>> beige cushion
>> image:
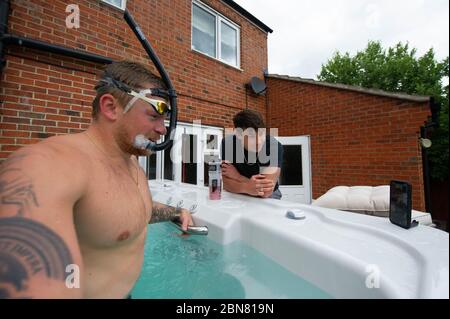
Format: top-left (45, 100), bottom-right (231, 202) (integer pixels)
top-left (312, 185), bottom-right (433, 225)
top-left (312, 186), bottom-right (390, 217)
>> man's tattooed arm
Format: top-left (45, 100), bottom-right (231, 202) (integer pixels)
top-left (0, 217), bottom-right (74, 298)
top-left (1, 152), bottom-right (79, 298)
top-left (149, 202), bottom-right (182, 224)
top-left (0, 154), bottom-right (39, 217)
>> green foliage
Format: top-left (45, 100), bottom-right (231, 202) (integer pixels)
top-left (428, 86), bottom-right (448, 181)
top-left (318, 41), bottom-right (449, 180)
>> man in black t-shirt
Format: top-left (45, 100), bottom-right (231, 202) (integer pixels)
top-left (220, 109), bottom-right (283, 199)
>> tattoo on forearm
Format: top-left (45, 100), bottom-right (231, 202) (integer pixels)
top-left (150, 205), bottom-right (181, 224)
top-left (0, 155), bottom-right (39, 217)
top-left (0, 217), bottom-right (73, 298)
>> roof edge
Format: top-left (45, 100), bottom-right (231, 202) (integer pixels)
top-left (221, 0), bottom-right (273, 33)
top-left (266, 74), bottom-right (431, 103)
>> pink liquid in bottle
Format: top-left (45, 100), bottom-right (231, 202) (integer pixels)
top-left (208, 161), bottom-right (222, 200)
top-left (209, 179), bottom-right (222, 200)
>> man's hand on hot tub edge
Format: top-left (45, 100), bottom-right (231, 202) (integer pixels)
top-left (178, 208), bottom-right (194, 231)
top-left (150, 202), bottom-right (194, 231)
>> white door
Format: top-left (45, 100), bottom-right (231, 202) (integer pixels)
top-left (142, 123), bottom-right (223, 187)
top-left (274, 136), bottom-right (312, 204)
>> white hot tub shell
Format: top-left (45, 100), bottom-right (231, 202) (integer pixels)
top-left (149, 180), bottom-right (449, 299)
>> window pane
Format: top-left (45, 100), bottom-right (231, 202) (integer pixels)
top-left (221, 22), bottom-right (237, 66)
top-left (163, 142), bottom-right (173, 181)
top-left (206, 134), bottom-right (218, 150)
top-left (192, 4), bottom-right (216, 58)
top-left (147, 155), bottom-right (157, 180)
top-left (103, 0), bottom-right (123, 8)
top-left (279, 145), bottom-right (303, 186)
top-left (182, 134), bottom-right (198, 185)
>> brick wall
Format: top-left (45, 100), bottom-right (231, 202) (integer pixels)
top-left (1, 0), bottom-right (431, 211)
top-left (1, 0), bottom-right (268, 159)
top-left (267, 77), bottom-right (431, 211)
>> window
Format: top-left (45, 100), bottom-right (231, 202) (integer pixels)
top-left (192, 4), bottom-right (216, 58)
top-left (192, 1), bottom-right (240, 68)
top-left (102, 0), bottom-right (127, 10)
top-left (163, 141), bottom-right (174, 181)
top-left (146, 154), bottom-right (157, 180)
top-left (181, 134), bottom-right (198, 185)
top-left (220, 21), bottom-right (238, 66)
top-left (206, 134), bottom-right (219, 150)
top-left (279, 145), bottom-right (303, 186)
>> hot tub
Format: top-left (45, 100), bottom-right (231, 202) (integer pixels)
top-left (142, 180), bottom-right (449, 299)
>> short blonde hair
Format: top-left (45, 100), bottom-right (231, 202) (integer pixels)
top-left (92, 61), bottom-right (166, 119)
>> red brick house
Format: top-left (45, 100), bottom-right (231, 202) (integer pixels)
top-left (0, 0), bottom-right (433, 211)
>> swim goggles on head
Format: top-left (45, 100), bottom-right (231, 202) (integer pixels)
top-left (95, 76), bottom-right (171, 116)
top-left (123, 88), bottom-right (171, 115)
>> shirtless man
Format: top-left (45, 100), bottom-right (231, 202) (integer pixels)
top-left (0, 61), bottom-right (193, 298)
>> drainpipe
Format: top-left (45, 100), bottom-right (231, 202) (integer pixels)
top-left (2, 34), bottom-right (114, 64)
top-left (421, 125), bottom-right (432, 215)
top-left (0, 0), bottom-right (10, 76)
top-left (421, 97), bottom-right (440, 215)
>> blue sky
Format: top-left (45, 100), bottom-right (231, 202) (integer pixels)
top-left (233, 0), bottom-right (449, 81)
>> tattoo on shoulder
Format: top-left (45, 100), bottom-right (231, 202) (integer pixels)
top-left (0, 217), bottom-right (73, 298)
top-left (0, 154), bottom-right (39, 217)
top-left (150, 205), bottom-right (181, 224)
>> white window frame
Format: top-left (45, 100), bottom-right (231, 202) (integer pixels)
top-left (101, 0), bottom-right (127, 11)
top-left (192, 0), bottom-right (241, 69)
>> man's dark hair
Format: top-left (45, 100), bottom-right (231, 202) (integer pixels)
top-left (92, 61), bottom-right (166, 119)
top-left (233, 109), bottom-right (266, 130)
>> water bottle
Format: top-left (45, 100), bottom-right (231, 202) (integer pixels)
top-left (208, 161), bottom-right (222, 200)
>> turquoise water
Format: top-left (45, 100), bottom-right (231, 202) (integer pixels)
top-left (131, 222), bottom-right (332, 299)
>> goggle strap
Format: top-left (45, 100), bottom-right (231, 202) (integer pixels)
top-left (123, 89), bottom-right (170, 115)
top-left (96, 75), bottom-right (132, 93)
top-left (124, 94), bottom-right (140, 113)
top-left (150, 88), bottom-right (169, 99)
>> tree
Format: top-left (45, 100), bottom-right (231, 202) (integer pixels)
top-left (318, 41), bottom-right (449, 181)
